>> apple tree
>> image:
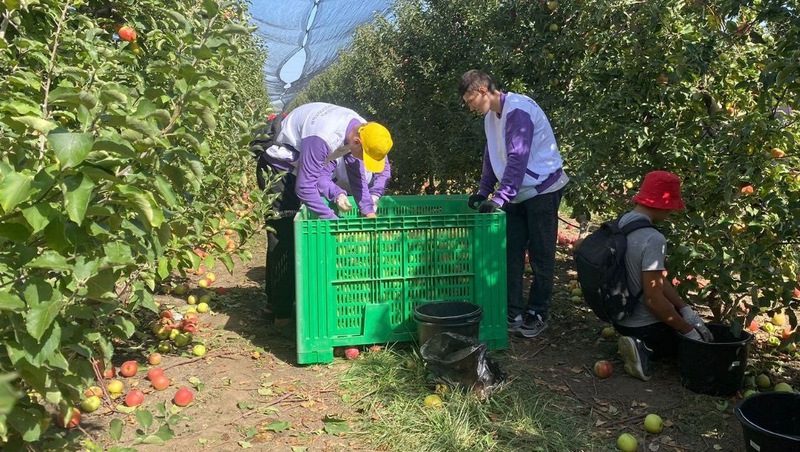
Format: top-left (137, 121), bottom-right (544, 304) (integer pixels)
top-left (0, 0), bottom-right (271, 446)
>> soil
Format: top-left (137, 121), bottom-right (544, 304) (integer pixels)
top-left (80, 222), bottom-right (799, 452)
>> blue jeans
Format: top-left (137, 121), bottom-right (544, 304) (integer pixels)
top-left (505, 189), bottom-right (563, 319)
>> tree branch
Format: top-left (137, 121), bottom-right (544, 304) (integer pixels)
top-left (39, 0), bottom-right (73, 157)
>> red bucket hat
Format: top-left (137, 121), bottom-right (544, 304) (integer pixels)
top-left (632, 171), bottom-right (685, 210)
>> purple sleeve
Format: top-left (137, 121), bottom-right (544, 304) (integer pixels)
top-left (296, 136), bottom-right (337, 219)
top-left (369, 157), bottom-right (391, 196)
top-left (492, 109), bottom-right (534, 206)
top-left (477, 145), bottom-right (497, 197)
top-left (317, 168), bottom-right (345, 201)
top-left (343, 154), bottom-right (374, 215)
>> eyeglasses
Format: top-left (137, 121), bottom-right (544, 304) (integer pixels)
top-left (461, 89), bottom-right (483, 109)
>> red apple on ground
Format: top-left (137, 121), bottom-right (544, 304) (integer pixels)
top-left (173, 387), bottom-right (194, 407)
top-left (344, 347), bottom-right (360, 360)
top-left (151, 375), bottom-right (171, 391)
top-left (119, 360), bottom-right (138, 378)
top-left (103, 366), bottom-right (116, 379)
top-left (124, 389), bottom-right (144, 407)
top-left (84, 386), bottom-right (103, 398)
top-left (147, 367), bottom-right (164, 381)
top-left (148, 353), bottom-right (162, 366)
top-left (593, 360), bottom-right (613, 379)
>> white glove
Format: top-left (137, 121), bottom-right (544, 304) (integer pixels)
top-left (680, 306), bottom-right (714, 342)
top-left (682, 329), bottom-right (703, 341)
top-left (371, 194), bottom-right (380, 207)
top-left (335, 194), bottom-right (352, 212)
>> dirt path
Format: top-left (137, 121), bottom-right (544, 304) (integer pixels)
top-left (85, 224), bottom-right (797, 451)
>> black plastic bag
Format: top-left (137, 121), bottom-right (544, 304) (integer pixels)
top-left (420, 332), bottom-right (506, 398)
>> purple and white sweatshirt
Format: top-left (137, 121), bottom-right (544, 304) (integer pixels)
top-left (478, 93), bottom-right (569, 206)
top-left (318, 155), bottom-right (392, 202)
top-left (264, 102), bottom-right (376, 219)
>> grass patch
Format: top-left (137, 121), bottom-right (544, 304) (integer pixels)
top-left (339, 347), bottom-right (599, 452)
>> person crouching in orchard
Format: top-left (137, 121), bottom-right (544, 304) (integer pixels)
top-left (615, 171), bottom-right (714, 381)
top-left (249, 102), bottom-right (393, 318)
top-left (459, 69), bottom-right (570, 338)
top-left (318, 154), bottom-right (392, 215)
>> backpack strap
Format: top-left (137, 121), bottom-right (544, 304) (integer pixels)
top-left (619, 218), bottom-right (655, 235)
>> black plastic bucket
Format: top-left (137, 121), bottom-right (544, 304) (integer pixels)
top-left (413, 301), bottom-right (482, 346)
top-left (735, 392), bottom-right (800, 452)
top-left (677, 323), bottom-right (752, 396)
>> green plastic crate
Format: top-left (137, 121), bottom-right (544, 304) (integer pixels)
top-left (294, 195), bottom-right (508, 364)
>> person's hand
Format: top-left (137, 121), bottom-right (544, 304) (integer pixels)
top-left (468, 194), bottom-right (486, 210)
top-left (681, 328), bottom-right (703, 341)
top-left (335, 194), bottom-right (352, 212)
top-left (478, 200), bottom-right (500, 213)
top-left (371, 194), bottom-right (380, 206)
top-left (364, 212), bottom-right (377, 219)
top-left (680, 306), bottom-right (714, 341)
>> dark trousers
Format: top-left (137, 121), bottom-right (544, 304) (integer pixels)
top-left (614, 322), bottom-right (680, 360)
top-left (265, 172), bottom-right (301, 318)
top-left (505, 189), bottom-right (563, 319)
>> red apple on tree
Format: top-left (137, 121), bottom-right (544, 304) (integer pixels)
top-left (118, 26), bottom-right (137, 42)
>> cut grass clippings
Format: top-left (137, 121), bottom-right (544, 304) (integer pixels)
top-left (339, 347), bottom-right (599, 452)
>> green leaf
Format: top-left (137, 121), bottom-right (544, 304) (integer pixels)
top-left (86, 269), bottom-right (117, 299)
top-left (0, 170), bottom-right (33, 212)
top-left (222, 24), bottom-right (251, 35)
top-left (103, 242), bottom-right (134, 266)
top-left (113, 316), bottom-right (136, 338)
top-left (26, 250), bottom-right (70, 270)
top-left (26, 294), bottom-right (65, 341)
top-left (12, 116), bottom-right (57, 133)
top-left (63, 173), bottom-right (96, 225)
top-left (154, 175), bottom-right (179, 207)
top-left (323, 417), bottom-right (350, 435)
top-left (48, 131), bottom-right (94, 169)
top-left (136, 409), bottom-right (153, 431)
top-left (22, 204), bottom-right (58, 233)
top-left (8, 406), bottom-right (45, 442)
top-left (0, 291), bottom-right (25, 312)
top-left (109, 418), bottom-right (124, 441)
top-left (265, 421), bottom-right (290, 432)
top-left (154, 423), bottom-right (174, 441)
top-left (0, 373), bottom-right (20, 416)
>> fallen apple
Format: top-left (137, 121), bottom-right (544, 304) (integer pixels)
top-left (601, 326), bottom-right (616, 339)
top-left (772, 312), bottom-right (787, 327)
top-left (146, 367), bottom-right (164, 381)
top-left (423, 394), bottom-right (443, 408)
top-left (107, 379), bottom-right (124, 395)
top-left (84, 386), bottom-right (103, 398)
top-left (196, 302), bottom-right (210, 313)
top-left (173, 284), bottom-right (188, 295)
top-left (80, 395), bottom-right (102, 413)
top-left (148, 353), bottom-right (162, 366)
top-left (151, 375), bottom-right (171, 391)
top-left (198, 279), bottom-right (210, 288)
top-left (594, 360), bottom-right (613, 379)
top-left (199, 294), bottom-right (212, 304)
top-left (174, 333), bottom-right (192, 347)
top-left (157, 341), bottom-right (172, 354)
top-left (756, 373), bottom-right (771, 389)
top-left (102, 366), bottom-right (116, 379)
top-left (616, 433), bottom-right (637, 452)
top-left (643, 413), bottom-right (663, 434)
top-left (124, 389), bottom-right (144, 407)
top-left (205, 272), bottom-right (216, 283)
top-left (187, 295), bottom-right (197, 305)
top-left (742, 389), bottom-right (757, 399)
top-left (344, 347), bottom-right (360, 360)
top-left (774, 382), bottom-right (794, 393)
top-left (192, 344), bottom-right (207, 357)
top-left (173, 387), bottom-right (194, 407)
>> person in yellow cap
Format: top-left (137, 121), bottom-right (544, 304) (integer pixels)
top-left (249, 102), bottom-right (392, 318)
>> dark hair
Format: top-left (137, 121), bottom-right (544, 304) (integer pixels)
top-left (458, 69), bottom-right (498, 97)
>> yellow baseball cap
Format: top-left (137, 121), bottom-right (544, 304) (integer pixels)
top-left (358, 122), bottom-right (393, 173)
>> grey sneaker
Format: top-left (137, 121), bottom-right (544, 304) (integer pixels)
top-left (507, 314), bottom-right (523, 333)
top-left (618, 336), bottom-right (652, 381)
top-left (517, 312), bottom-right (547, 338)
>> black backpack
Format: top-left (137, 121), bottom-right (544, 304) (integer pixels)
top-left (573, 217), bottom-right (655, 323)
top-left (249, 114), bottom-right (284, 190)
